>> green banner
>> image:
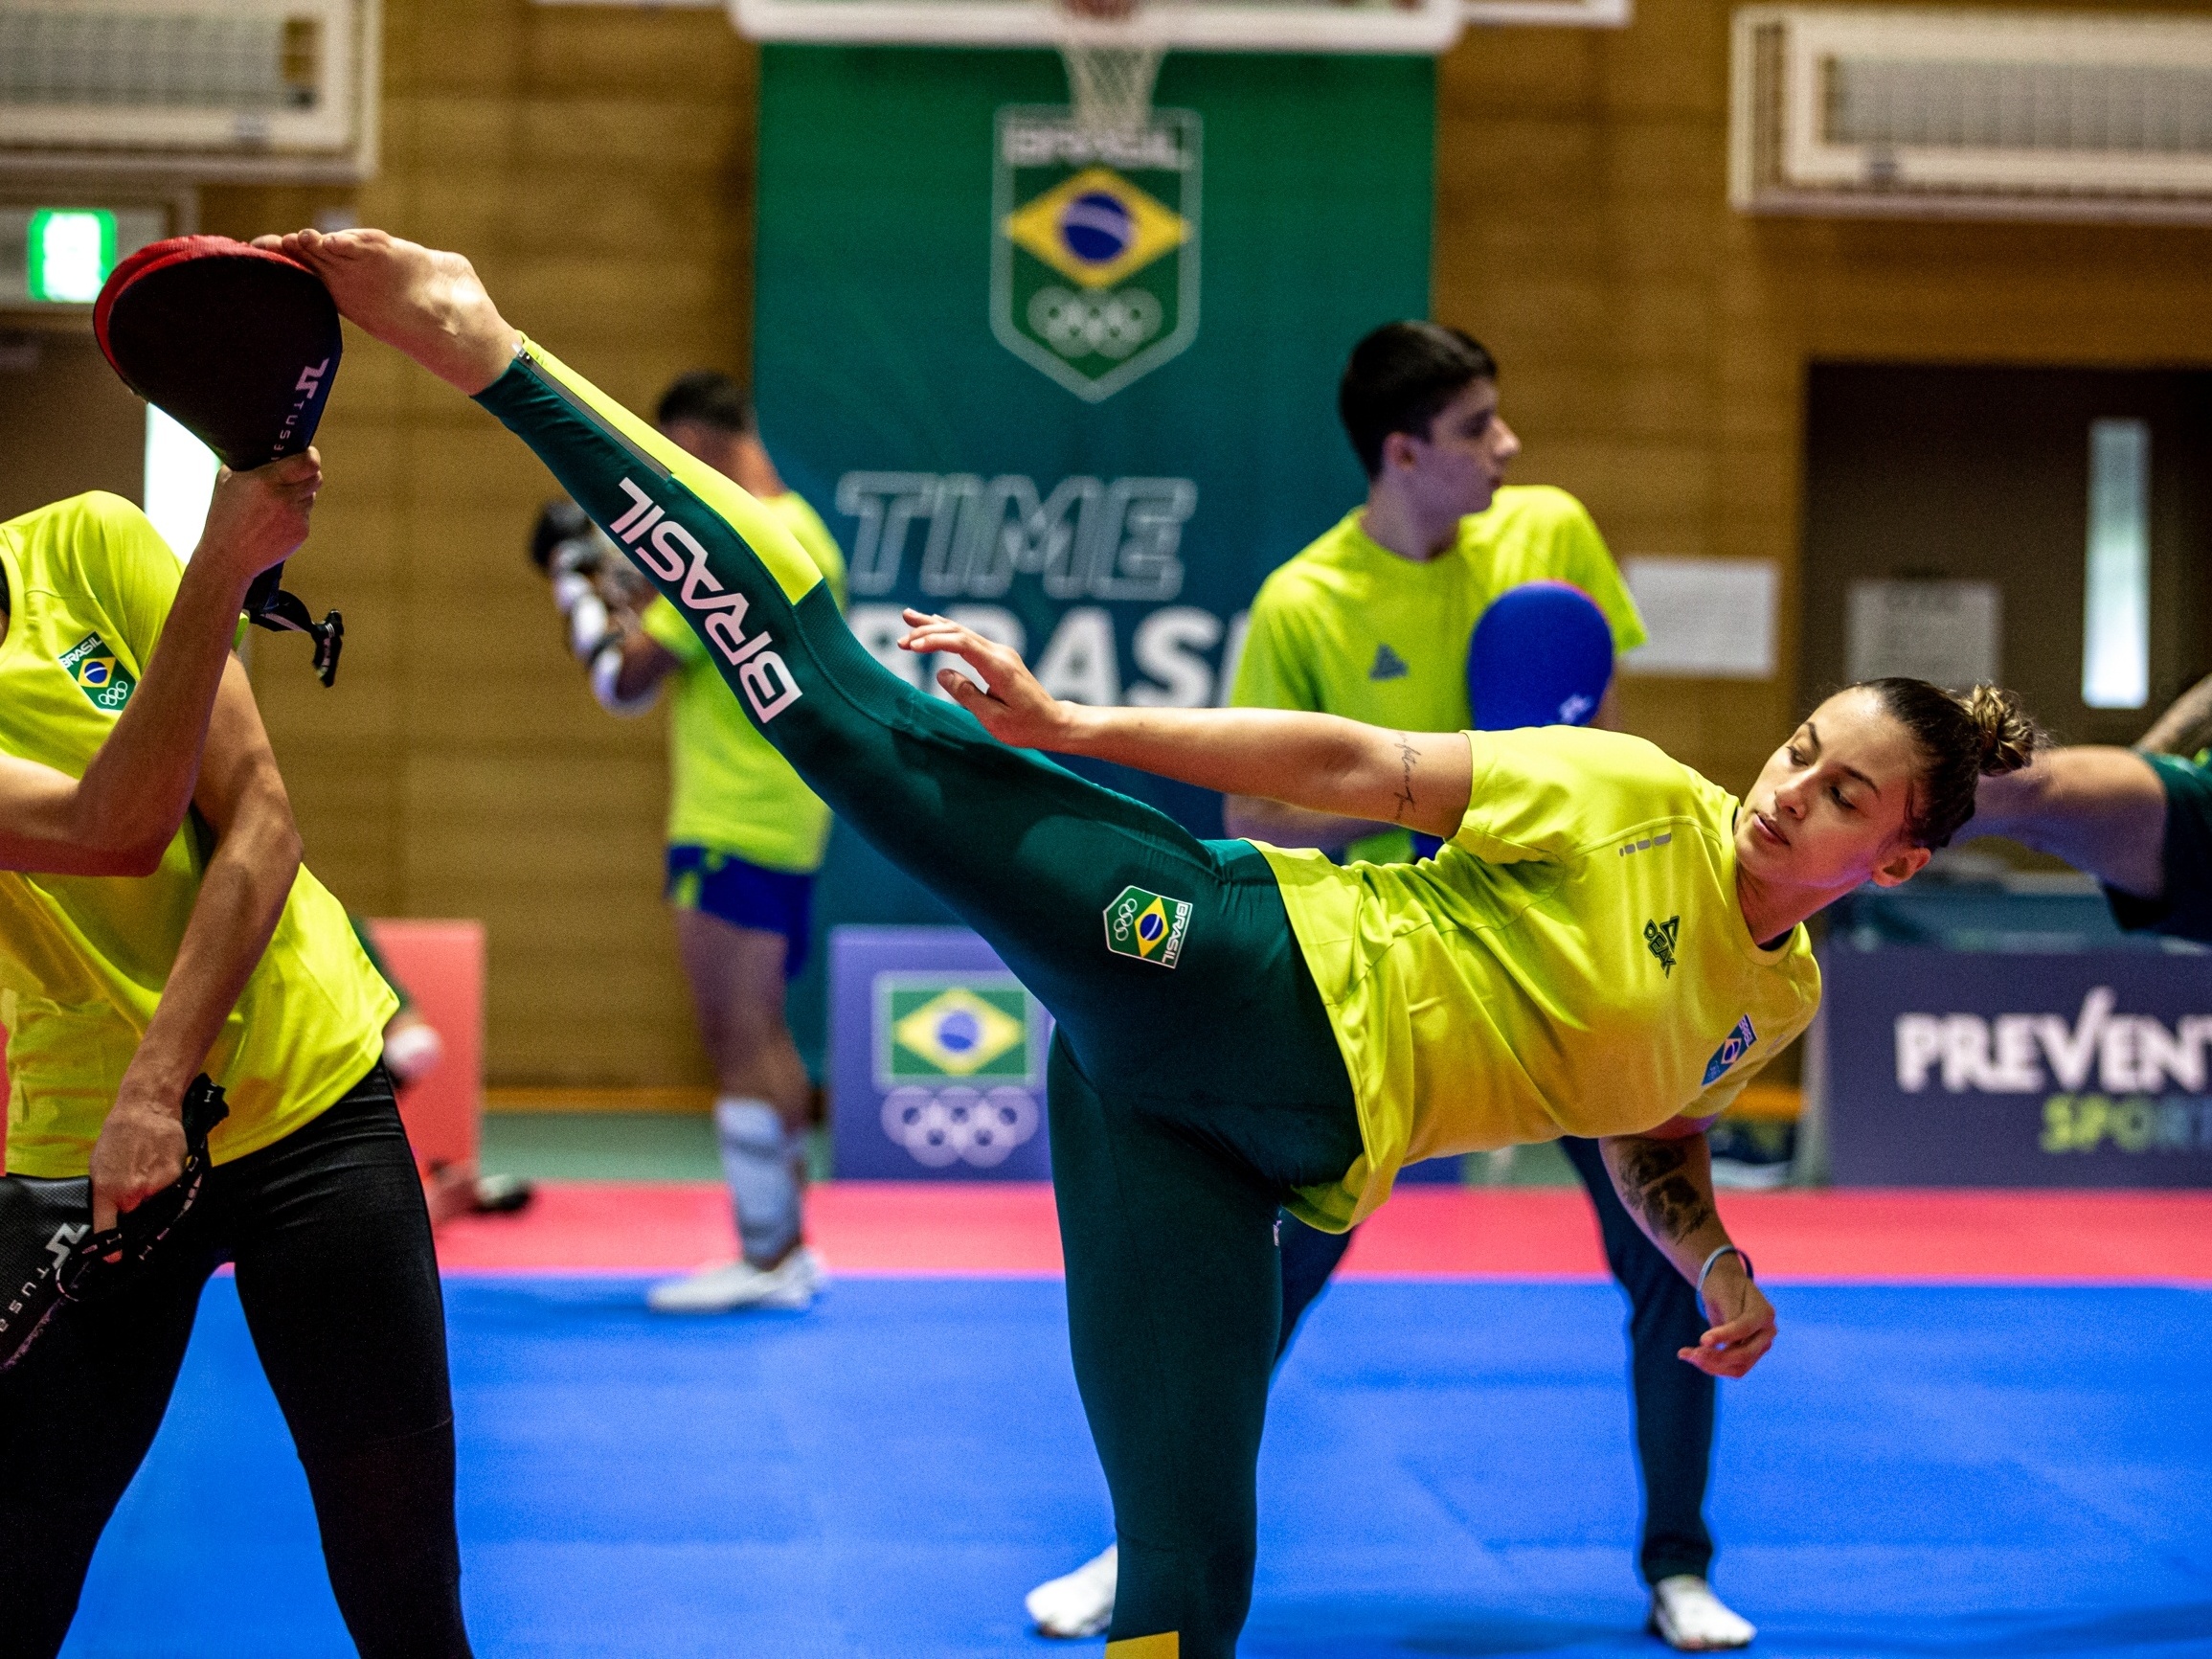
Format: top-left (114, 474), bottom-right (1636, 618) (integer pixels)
top-left (756, 45), bottom-right (1433, 1056)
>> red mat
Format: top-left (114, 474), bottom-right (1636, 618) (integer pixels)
top-left (434, 1180), bottom-right (2212, 1283)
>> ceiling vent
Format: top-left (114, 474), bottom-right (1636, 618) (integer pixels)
top-left (0, 0), bottom-right (378, 182)
top-left (1731, 6), bottom-right (2212, 223)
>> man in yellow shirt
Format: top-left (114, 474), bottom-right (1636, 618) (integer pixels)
top-left (0, 470), bottom-right (472, 1656)
top-left (1096, 322), bottom-right (1746, 1652)
top-left (543, 371), bottom-right (847, 1313)
top-left (286, 224), bottom-right (2032, 1659)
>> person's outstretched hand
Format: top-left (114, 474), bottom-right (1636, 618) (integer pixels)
top-left (1680, 1266), bottom-right (1776, 1378)
top-left (898, 609), bottom-right (1072, 751)
top-left (193, 449), bottom-right (323, 589)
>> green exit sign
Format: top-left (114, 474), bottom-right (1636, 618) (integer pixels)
top-left (27, 208), bottom-right (118, 305)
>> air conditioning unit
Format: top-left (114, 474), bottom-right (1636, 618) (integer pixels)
top-left (0, 0), bottom-right (379, 183)
top-left (1731, 6), bottom-right (2212, 223)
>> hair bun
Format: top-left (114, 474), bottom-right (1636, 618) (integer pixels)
top-left (1960, 683), bottom-right (2041, 776)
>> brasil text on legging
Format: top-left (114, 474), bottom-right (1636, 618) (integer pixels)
top-left (479, 344), bottom-right (1388, 1657)
top-left (473, 342), bottom-right (1818, 1659)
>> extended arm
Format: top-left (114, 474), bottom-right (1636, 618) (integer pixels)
top-left (2137, 671), bottom-right (2212, 759)
top-left (900, 611), bottom-right (1473, 839)
top-left (87, 662), bottom-right (305, 1230)
top-left (0, 456), bottom-right (321, 876)
top-left (1967, 746), bottom-right (2166, 898)
top-left (1598, 1122), bottom-right (1775, 1377)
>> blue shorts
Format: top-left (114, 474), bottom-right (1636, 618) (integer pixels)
top-left (665, 846), bottom-right (816, 978)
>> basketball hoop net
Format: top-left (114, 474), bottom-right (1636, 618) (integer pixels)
top-left (1054, 0), bottom-right (1165, 135)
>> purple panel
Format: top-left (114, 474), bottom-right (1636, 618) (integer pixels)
top-left (829, 926), bottom-right (1055, 1180)
top-left (1824, 946), bottom-right (2212, 1188)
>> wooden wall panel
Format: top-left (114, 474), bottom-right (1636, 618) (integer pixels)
top-left (192, 0), bottom-right (2212, 1088)
top-left (1438, 0), bottom-right (2212, 811)
top-left (199, 0), bottom-right (751, 1087)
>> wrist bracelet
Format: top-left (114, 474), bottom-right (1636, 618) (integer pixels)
top-left (1696, 1243), bottom-right (1753, 1317)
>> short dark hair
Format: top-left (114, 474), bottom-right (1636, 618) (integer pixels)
top-left (1338, 322), bottom-right (1499, 478)
top-left (656, 369), bottom-right (755, 436)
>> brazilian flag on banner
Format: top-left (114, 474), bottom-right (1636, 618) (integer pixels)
top-left (760, 45), bottom-right (1434, 1064)
top-left (874, 974), bottom-right (1039, 1085)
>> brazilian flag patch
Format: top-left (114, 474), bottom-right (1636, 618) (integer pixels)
top-left (58, 631), bottom-right (136, 714)
top-left (1103, 884), bottom-right (1192, 969)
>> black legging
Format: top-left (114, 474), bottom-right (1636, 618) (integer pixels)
top-left (0, 1069), bottom-right (470, 1659)
top-left (1274, 1133), bottom-right (1715, 1586)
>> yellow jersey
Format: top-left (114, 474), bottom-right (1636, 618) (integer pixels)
top-left (640, 490), bottom-right (847, 874)
top-left (1262, 727), bottom-right (1820, 1231)
top-left (0, 493), bottom-right (396, 1177)
top-left (1231, 487), bottom-right (1646, 864)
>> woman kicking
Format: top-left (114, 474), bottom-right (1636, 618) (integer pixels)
top-left (265, 225), bottom-right (2036, 1659)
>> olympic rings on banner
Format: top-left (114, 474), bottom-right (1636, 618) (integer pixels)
top-left (880, 1085), bottom-right (1042, 1169)
top-left (1027, 286), bottom-right (1162, 361)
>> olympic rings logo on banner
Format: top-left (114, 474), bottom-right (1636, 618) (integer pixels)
top-left (880, 1085), bottom-right (1041, 1169)
top-left (1027, 286), bottom-right (1163, 362)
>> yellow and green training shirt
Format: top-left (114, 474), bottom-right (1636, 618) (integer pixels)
top-left (640, 490), bottom-right (847, 874)
top-left (0, 493), bottom-right (396, 1177)
top-left (1231, 486), bottom-right (1647, 863)
top-left (1263, 726), bottom-right (1820, 1231)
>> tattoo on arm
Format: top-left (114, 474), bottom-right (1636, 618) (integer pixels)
top-left (1614, 1138), bottom-right (1714, 1243)
top-left (1391, 734), bottom-right (1417, 824)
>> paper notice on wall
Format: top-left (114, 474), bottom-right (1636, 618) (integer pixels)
top-left (1618, 557), bottom-right (1777, 679)
top-left (1846, 580), bottom-right (2000, 687)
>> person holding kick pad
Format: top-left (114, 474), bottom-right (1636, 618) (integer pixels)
top-left (0, 461), bottom-right (473, 1655)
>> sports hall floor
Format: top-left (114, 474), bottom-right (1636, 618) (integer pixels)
top-left (58, 1116), bottom-right (2212, 1659)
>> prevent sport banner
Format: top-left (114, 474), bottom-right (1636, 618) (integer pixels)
top-left (1822, 946), bottom-right (2212, 1187)
top-left (754, 44), bottom-right (1434, 838)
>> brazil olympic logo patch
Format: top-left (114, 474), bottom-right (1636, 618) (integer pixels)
top-left (1103, 884), bottom-right (1192, 969)
top-left (993, 106), bottom-right (1201, 402)
top-left (58, 631), bottom-right (136, 714)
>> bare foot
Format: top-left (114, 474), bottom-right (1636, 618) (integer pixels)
top-left (253, 228), bottom-right (521, 396)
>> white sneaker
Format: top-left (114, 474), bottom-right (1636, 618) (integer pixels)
top-left (1650, 1576), bottom-right (1756, 1650)
top-left (646, 1247), bottom-right (824, 1313)
top-left (1025, 1543), bottom-right (1117, 1639)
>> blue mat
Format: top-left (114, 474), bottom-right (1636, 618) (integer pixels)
top-left (59, 1278), bottom-right (2212, 1658)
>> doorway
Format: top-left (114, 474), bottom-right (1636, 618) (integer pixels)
top-left (1801, 364), bottom-right (2212, 748)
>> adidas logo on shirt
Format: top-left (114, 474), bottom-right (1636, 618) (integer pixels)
top-left (1368, 644), bottom-right (1410, 682)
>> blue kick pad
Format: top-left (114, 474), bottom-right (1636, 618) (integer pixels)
top-left (59, 1279), bottom-right (2212, 1658)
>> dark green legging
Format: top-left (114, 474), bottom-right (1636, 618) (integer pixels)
top-left (480, 347), bottom-right (1362, 1656)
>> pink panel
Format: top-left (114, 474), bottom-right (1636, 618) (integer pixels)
top-left (367, 919), bottom-right (485, 1192)
top-left (432, 1181), bottom-right (2212, 1283)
